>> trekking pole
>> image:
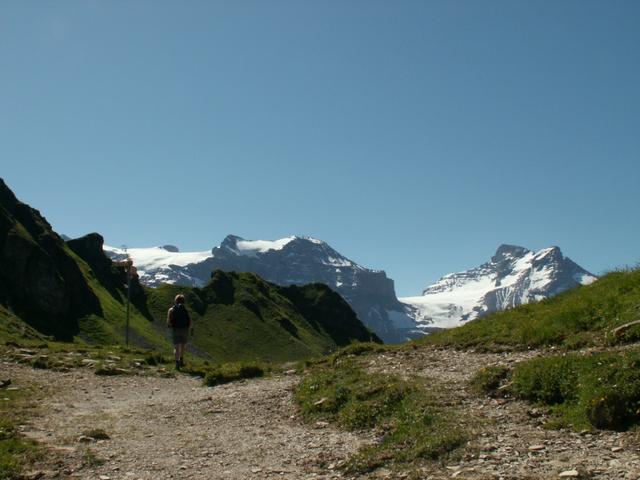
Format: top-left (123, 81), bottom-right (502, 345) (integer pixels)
top-left (123, 245), bottom-right (131, 346)
top-left (126, 262), bottom-right (131, 345)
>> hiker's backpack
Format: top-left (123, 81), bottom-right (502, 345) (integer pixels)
top-left (170, 303), bottom-right (190, 328)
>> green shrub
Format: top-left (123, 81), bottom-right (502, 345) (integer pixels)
top-left (329, 342), bottom-right (386, 362)
top-left (511, 349), bottom-right (640, 430)
top-left (512, 356), bottom-right (577, 404)
top-left (203, 362), bottom-right (265, 387)
top-left (470, 365), bottom-right (510, 396)
top-left (31, 356), bottom-right (50, 369)
top-left (82, 429), bottom-right (110, 440)
top-left (144, 352), bottom-right (166, 366)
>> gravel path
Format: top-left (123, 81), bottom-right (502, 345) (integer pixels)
top-left (3, 362), bottom-right (367, 480)
top-left (4, 346), bottom-right (640, 480)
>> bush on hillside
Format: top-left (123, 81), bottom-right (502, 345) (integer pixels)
top-left (511, 349), bottom-right (640, 431)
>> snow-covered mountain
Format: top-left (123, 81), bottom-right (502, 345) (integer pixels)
top-left (400, 244), bottom-right (597, 332)
top-left (104, 235), bottom-right (418, 343)
top-left (103, 244), bottom-right (213, 287)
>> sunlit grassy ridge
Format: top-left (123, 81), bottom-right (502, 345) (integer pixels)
top-left (145, 270), bottom-right (378, 363)
top-left (421, 268), bottom-right (640, 350)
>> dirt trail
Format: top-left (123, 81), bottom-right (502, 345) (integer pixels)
top-left (3, 362), bottom-right (366, 480)
top-left (4, 347), bottom-right (640, 480)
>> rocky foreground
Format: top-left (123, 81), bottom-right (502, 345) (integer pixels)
top-left (2, 346), bottom-right (639, 480)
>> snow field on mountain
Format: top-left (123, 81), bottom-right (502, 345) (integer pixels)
top-left (103, 245), bottom-right (213, 286)
top-left (104, 245), bottom-right (213, 268)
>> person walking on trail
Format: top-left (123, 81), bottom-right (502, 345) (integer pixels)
top-left (167, 294), bottom-right (192, 370)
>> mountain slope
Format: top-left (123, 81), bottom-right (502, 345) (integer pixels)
top-left (106, 235), bottom-right (418, 343)
top-left (145, 270), bottom-right (380, 362)
top-left (401, 244), bottom-right (597, 331)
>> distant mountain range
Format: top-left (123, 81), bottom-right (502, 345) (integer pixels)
top-left (400, 244), bottom-right (597, 332)
top-left (104, 239), bottom-right (597, 342)
top-left (0, 175), bottom-right (600, 350)
top-left (105, 235), bottom-right (416, 343)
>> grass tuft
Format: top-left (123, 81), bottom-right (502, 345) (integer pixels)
top-left (82, 428), bottom-right (110, 440)
top-left (469, 365), bottom-right (511, 396)
top-left (295, 359), bottom-right (465, 473)
top-left (0, 392), bottom-right (41, 480)
top-left (203, 362), bottom-right (266, 387)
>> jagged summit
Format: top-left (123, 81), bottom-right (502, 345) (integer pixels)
top-left (492, 244), bottom-right (532, 261)
top-left (402, 244), bottom-right (597, 331)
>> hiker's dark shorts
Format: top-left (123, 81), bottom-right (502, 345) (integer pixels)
top-left (172, 328), bottom-right (189, 345)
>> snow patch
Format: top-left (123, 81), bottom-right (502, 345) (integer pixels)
top-left (105, 246), bottom-right (213, 269)
top-left (235, 237), bottom-right (297, 256)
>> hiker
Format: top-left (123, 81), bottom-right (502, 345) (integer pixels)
top-left (167, 294), bottom-right (192, 369)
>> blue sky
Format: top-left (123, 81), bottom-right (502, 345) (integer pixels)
top-left (2, 0), bottom-right (639, 296)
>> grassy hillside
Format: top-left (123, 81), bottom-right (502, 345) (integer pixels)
top-left (67, 247), bottom-right (170, 350)
top-left (421, 268), bottom-right (640, 351)
top-left (145, 270), bottom-right (378, 363)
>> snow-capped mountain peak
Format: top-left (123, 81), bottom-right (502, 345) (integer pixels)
top-left (402, 244), bottom-right (597, 331)
top-left (220, 234), bottom-right (326, 257)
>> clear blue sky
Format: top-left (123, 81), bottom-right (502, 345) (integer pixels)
top-left (2, 1), bottom-right (639, 296)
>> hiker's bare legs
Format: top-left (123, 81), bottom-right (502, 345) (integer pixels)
top-left (174, 343), bottom-right (185, 365)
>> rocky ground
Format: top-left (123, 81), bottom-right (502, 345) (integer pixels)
top-left (368, 347), bottom-right (640, 480)
top-left (2, 346), bottom-right (640, 480)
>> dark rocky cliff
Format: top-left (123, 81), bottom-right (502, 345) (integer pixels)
top-left (0, 179), bottom-right (101, 338)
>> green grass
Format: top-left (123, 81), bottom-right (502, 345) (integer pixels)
top-left (509, 348), bottom-right (640, 431)
top-left (420, 268), bottom-right (640, 351)
top-left (295, 355), bottom-right (466, 474)
top-left (0, 386), bottom-right (42, 479)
